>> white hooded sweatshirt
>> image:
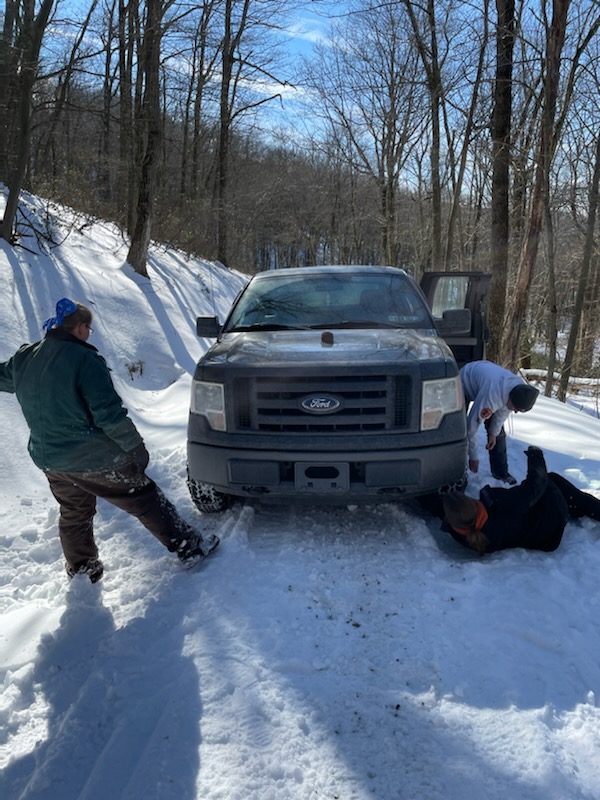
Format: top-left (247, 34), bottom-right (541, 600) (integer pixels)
top-left (459, 360), bottom-right (525, 462)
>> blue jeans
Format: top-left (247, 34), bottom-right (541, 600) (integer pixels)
top-left (484, 419), bottom-right (509, 476)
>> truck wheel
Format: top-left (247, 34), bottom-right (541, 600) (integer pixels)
top-left (187, 476), bottom-right (231, 513)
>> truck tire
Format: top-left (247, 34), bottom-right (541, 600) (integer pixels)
top-left (187, 475), bottom-right (231, 513)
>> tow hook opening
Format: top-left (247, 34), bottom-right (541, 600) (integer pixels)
top-left (305, 466), bottom-right (340, 479)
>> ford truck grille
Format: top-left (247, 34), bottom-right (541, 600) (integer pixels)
top-left (233, 375), bottom-right (411, 432)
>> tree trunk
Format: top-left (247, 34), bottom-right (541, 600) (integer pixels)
top-left (443, 0), bottom-right (489, 271)
top-left (0, 0), bottom-right (54, 242)
top-left (543, 182), bottom-right (558, 398)
top-left (557, 129), bottom-right (600, 401)
top-left (187, 2), bottom-right (217, 200)
top-left (0, 0), bottom-right (19, 183)
top-left (487, 0), bottom-right (514, 364)
top-left (403, 0), bottom-right (443, 269)
top-left (501, 0), bottom-right (571, 369)
top-left (126, 0), bottom-right (162, 276)
top-left (216, 16), bottom-right (232, 266)
top-left (118, 0), bottom-right (138, 233)
top-left (100, 1), bottom-right (117, 205)
top-left (574, 258), bottom-right (600, 374)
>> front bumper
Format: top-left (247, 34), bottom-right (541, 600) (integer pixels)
top-left (187, 440), bottom-right (466, 504)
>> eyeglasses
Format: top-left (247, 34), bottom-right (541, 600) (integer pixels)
top-left (85, 323), bottom-right (94, 333)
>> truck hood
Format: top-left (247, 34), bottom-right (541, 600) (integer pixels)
top-left (200, 328), bottom-right (452, 367)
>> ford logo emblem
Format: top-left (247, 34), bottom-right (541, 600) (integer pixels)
top-left (300, 395), bottom-right (342, 414)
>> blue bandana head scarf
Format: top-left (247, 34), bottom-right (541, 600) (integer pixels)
top-left (43, 298), bottom-right (78, 331)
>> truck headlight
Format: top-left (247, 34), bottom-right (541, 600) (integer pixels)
top-left (191, 380), bottom-right (226, 431)
top-left (421, 376), bottom-right (463, 431)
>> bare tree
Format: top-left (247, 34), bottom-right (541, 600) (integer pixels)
top-left (214, 0), bottom-right (251, 265)
top-left (558, 129), bottom-right (600, 400)
top-left (304, 1), bottom-right (425, 266)
top-left (34, 0), bottom-right (101, 192)
top-left (501, 0), bottom-right (571, 368)
top-left (442, 0), bottom-right (491, 271)
top-left (99, 0), bottom-right (118, 205)
top-left (0, 0), bottom-right (55, 242)
top-left (486, 0), bottom-right (515, 363)
top-left (401, 0), bottom-right (447, 269)
top-left (126, 0), bottom-right (164, 275)
top-left (180, 0), bottom-right (219, 199)
top-left (542, 173), bottom-right (558, 397)
top-left (0, 0), bottom-right (21, 182)
top-left (117, 0), bottom-right (140, 234)
top-left (212, 0), bottom-right (290, 266)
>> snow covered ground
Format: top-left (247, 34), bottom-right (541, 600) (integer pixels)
top-left (2, 192), bottom-right (600, 800)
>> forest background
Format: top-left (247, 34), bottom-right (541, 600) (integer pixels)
top-left (2, 0), bottom-right (600, 393)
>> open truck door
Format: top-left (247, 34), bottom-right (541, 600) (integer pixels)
top-left (420, 271), bottom-right (491, 368)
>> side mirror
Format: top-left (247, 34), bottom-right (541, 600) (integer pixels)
top-left (196, 316), bottom-right (221, 337)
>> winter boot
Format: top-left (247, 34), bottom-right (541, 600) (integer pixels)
top-left (492, 472), bottom-right (517, 486)
top-left (177, 531), bottom-right (220, 568)
top-left (66, 558), bottom-right (104, 583)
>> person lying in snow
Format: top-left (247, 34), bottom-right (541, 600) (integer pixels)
top-left (0, 298), bottom-right (218, 583)
top-left (440, 446), bottom-right (600, 555)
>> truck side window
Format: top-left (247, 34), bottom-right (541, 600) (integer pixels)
top-left (430, 276), bottom-right (469, 318)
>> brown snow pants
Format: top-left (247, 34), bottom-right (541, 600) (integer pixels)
top-left (44, 463), bottom-right (195, 571)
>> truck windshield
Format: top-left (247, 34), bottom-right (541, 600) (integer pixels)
top-left (225, 272), bottom-right (432, 332)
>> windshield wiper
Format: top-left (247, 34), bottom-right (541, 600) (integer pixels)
top-left (308, 320), bottom-right (398, 329)
top-left (226, 322), bottom-right (306, 332)
top-left (228, 320), bottom-right (400, 332)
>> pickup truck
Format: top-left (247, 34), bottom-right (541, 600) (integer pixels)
top-left (187, 266), bottom-right (489, 511)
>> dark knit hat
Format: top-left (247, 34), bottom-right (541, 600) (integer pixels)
top-left (509, 383), bottom-right (539, 412)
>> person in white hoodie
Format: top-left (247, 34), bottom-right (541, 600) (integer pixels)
top-left (459, 360), bottom-right (539, 484)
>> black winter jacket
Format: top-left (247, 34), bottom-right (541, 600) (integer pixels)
top-left (451, 448), bottom-right (570, 553)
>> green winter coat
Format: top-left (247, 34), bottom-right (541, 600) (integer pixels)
top-left (0, 329), bottom-right (143, 472)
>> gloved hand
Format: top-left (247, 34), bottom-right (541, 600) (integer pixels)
top-left (129, 442), bottom-right (150, 470)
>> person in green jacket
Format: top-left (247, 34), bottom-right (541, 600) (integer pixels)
top-left (0, 298), bottom-right (218, 583)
